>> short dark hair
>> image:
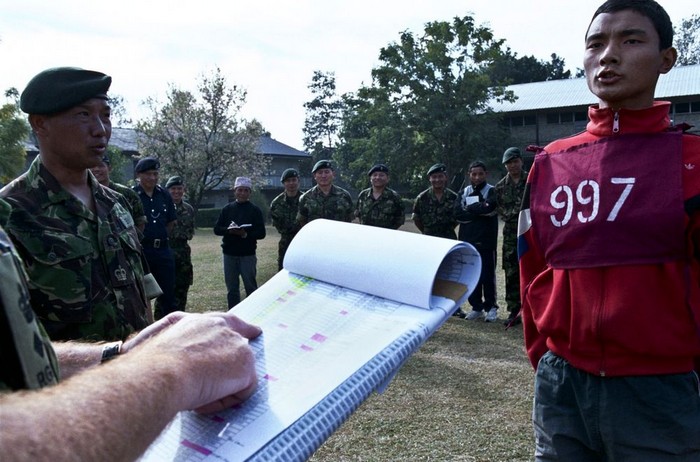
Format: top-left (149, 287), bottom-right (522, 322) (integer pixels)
top-left (468, 161), bottom-right (487, 172)
top-left (589, 0), bottom-right (673, 49)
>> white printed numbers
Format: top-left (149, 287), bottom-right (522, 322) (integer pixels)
top-left (548, 178), bottom-right (635, 228)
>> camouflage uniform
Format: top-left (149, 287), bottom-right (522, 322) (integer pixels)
top-left (159, 200), bottom-right (195, 312)
top-left (356, 187), bottom-right (405, 230)
top-left (270, 190), bottom-right (302, 270)
top-left (411, 187), bottom-right (459, 239)
top-left (0, 199), bottom-right (59, 391)
top-left (297, 185), bottom-right (354, 224)
top-left (109, 181), bottom-right (147, 231)
top-left (0, 157), bottom-right (150, 342)
top-left (494, 170), bottom-right (528, 315)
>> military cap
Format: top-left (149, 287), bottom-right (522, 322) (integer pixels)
top-left (368, 163), bottom-right (389, 176)
top-left (134, 157), bottom-right (160, 173)
top-left (312, 159), bottom-right (333, 174)
top-left (20, 67), bottom-right (111, 115)
top-left (427, 163), bottom-right (447, 176)
top-left (280, 168), bottom-right (299, 183)
top-left (165, 176), bottom-right (183, 189)
top-left (502, 147), bottom-right (522, 164)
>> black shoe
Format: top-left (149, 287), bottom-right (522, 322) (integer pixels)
top-left (504, 314), bottom-right (521, 327)
top-left (452, 308), bottom-right (467, 319)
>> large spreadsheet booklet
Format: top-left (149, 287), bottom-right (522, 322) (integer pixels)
top-left (140, 219), bottom-right (481, 461)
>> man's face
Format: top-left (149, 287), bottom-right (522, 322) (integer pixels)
top-left (137, 169), bottom-right (159, 191)
top-left (32, 98), bottom-right (112, 171)
top-left (428, 172), bottom-right (447, 190)
top-left (283, 176), bottom-right (299, 195)
top-left (234, 186), bottom-right (251, 202)
top-left (469, 167), bottom-right (487, 186)
top-left (313, 168), bottom-right (334, 187)
top-left (504, 158), bottom-right (523, 176)
top-left (90, 161), bottom-right (110, 186)
top-left (370, 171), bottom-right (389, 189)
top-left (168, 184), bottom-right (185, 203)
top-left (584, 10), bottom-right (676, 110)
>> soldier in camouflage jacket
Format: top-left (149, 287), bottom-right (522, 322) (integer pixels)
top-left (494, 147), bottom-right (528, 325)
top-left (0, 67), bottom-right (151, 342)
top-left (270, 168), bottom-right (303, 270)
top-left (356, 163), bottom-right (405, 230)
top-left (165, 176), bottom-right (196, 311)
top-left (297, 160), bottom-right (353, 227)
top-left (412, 163), bottom-right (458, 239)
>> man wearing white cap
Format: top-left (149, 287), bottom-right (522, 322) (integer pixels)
top-left (214, 177), bottom-right (266, 307)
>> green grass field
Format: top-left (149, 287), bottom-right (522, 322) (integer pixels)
top-left (188, 222), bottom-right (534, 462)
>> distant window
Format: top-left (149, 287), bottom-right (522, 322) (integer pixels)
top-left (546, 113), bottom-right (559, 124)
top-left (691, 101), bottom-right (700, 113)
top-left (675, 102), bottom-right (690, 114)
top-left (523, 115), bottom-right (536, 126)
top-left (574, 111), bottom-right (588, 122)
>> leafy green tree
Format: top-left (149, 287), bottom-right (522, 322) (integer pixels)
top-left (108, 94), bottom-right (133, 128)
top-left (0, 88), bottom-right (29, 184)
top-left (487, 49), bottom-right (571, 84)
top-left (675, 14), bottom-right (700, 66)
top-left (136, 68), bottom-right (266, 210)
top-left (303, 71), bottom-right (346, 163)
top-left (336, 16), bottom-right (514, 195)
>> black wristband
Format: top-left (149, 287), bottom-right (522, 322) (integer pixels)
top-left (101, 341), bottom-right (123, 363)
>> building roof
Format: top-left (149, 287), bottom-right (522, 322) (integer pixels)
top-left (489, 63), bottom-right (700, 113)
top-left (257, 134), bottom-right (310, 158)
top-left (105, 129), bottom-right (309, 158)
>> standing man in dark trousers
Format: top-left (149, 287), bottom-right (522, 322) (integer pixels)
top-left (165, 176), bottom-right (195, 312)
top-left (494, 147), bottom-right (528, 327)
top-left (214, 177), bottom-right (266, 308)
top-left (269, 168), bottom-right (302, 271)
top-left (134, 157), bottom-right (177, 319)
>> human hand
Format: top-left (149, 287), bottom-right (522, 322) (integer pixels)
top-left (128, 312), bottom-right (262, 413)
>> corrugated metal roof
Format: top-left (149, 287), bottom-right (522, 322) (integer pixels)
top-left (489, 63), bottom-right (700, 112)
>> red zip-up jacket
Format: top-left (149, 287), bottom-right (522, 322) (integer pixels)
top-left (519, 102), bottom-right (700, 377)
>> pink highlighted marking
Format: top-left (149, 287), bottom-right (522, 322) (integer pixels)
top-left (311, 333), bottom-right (327, 343)
top-left (339, 310), bottom-right (349, 315)
top-left (300, 344), bottom-right (314, 351)
top-left (181, 440), bottom-right (212, 455)
top-left (264, 374), bottom-right (278, 381)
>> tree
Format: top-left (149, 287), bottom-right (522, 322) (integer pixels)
top-left (675, 14), bottom-right (700, 66)
top-left (336, 16), bottom-right (515, 195)
top-left (136, 68), bottom-right (266, 210)
top-left (0, 88), bottom-right (29, 184)
top-left (302, 71), bottom-right (346, 163)
top-left (108, 94), bottom-right (133, 127)
top-left (486, 49), bottom-right (571, 84)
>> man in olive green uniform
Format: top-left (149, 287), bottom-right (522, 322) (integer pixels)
top-left (0, 67), bottom-right (151, 342)
top-left (297, 160), bottom-right (353, 227)
top-left (163, 176), bottom-right (196, 311)
top-left (412, 163), bottom-right (458, 239)
top-left (90, 154), bottom-right (147, 235)
top-left (494, 147), bottom-right (528, 326)
top-left (356, 163), bottom-right (405, 230)
top-left (270, 168), bottom-right (302, 270)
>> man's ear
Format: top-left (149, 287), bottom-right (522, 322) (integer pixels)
top-left (28, 114), bottom-right (49, 136)
top-left (659, 47), bottom-right (677, 75)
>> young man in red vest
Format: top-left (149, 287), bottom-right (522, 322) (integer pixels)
top-left (519, 1), bottom-right (700, 459)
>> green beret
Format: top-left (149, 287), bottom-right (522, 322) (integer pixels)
top-left (20, 67), bottom-right (111, 115)
top-left (502, 147), bottom-right (522, 164)
top-left (165, 176), bottom-right (183, 189)
top-left (312, 160), bottom-right (333, 174)
top-left (368, 163), bottom-right (389, 176)
top-left (135, 157), bottom-right (160, 173)
top-left (427, 163), bottom-right (447, 176)
top-left (280, 168), bottom-right (299, 182)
